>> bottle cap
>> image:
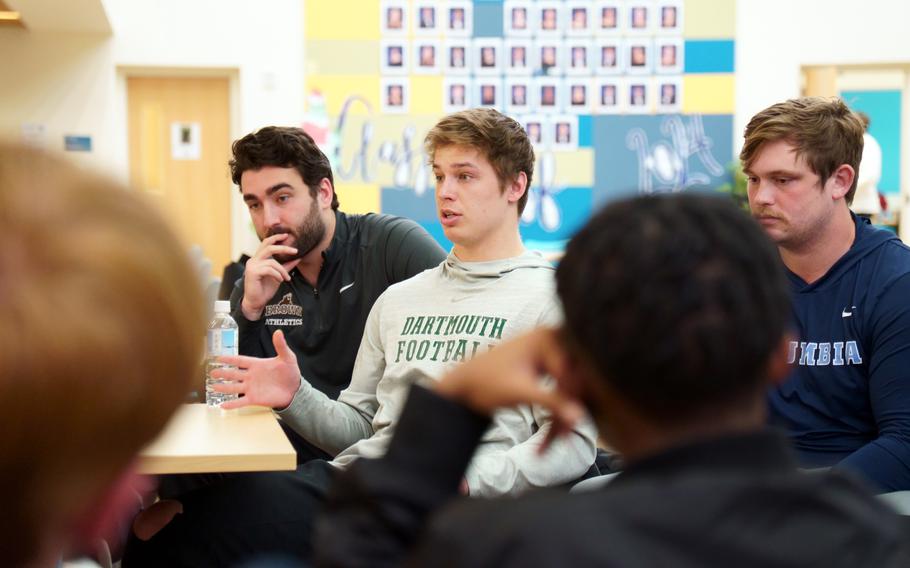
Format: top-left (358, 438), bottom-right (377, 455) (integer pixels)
top-left (214, 300), bottom-right (231, 313)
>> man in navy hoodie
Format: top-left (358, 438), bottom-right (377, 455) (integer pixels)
top-left (741, 97), bottom-right (910, 491)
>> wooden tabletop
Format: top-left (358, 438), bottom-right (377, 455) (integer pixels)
top-left (137, 403), bottom-right (296, 474)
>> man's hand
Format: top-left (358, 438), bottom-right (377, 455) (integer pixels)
top-left (435, 328), bottom-right (586, 450)
top-left (211, 329), bottom-right (302, 410)
top-left (241, 234), bottom-right (301, 321)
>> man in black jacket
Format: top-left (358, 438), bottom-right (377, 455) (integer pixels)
top-left (228, 126), bottom-right (446, 404)
top-left (123, 127), bottom-right (445, 562)
top-left (317, 193), bottom-right (910, 567)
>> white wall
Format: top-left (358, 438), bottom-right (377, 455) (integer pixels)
top-left (736, 0), bottom-right (910, 235)
top-left (0, 30), bottom-right (117, 170)
top-left (0, 0), bottom-right (305, 259)
top-left (735, 0), bottom-right (910, 151)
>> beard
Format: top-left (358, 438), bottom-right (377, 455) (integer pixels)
top-left (266, 205), bottom-right (326, 263)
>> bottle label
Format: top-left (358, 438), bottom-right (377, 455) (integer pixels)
top-left (207, 329), bottom-right (238, 356)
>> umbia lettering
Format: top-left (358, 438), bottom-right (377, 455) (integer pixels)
top-left (788, 340), bottom-right (862, 366)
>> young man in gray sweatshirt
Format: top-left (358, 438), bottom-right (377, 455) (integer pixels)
top-left (123, 109), bottom-right (596, 566)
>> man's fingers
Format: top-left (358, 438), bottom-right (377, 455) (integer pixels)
top-left (273, 330), bottom-right (296, 362)
top-left (217, 354), bottom-right (262, 368)
top-left (211, 381), bottom-right (245, 395)
top-left (259, 233), bottom-right (293, 248)
top-left (529, 328), bottom-right (570, 379)
top-left (270, 261), bottom-right (293, 282)
top-left (258, 244), bottom-right (298, 260)
top-left (281, 258), bottom-right (303, 272)
top-left (249, 262), bottom-right (288, 284)
top-left (210, 366), bottom-right (245, 381)
top-left (518, 387), bottom-right (585, 454)
top-left (219, 396), bottom-right (253, 411)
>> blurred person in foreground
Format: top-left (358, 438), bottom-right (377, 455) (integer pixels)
top-left (0, 142), bottom-right (204, 566)
top-left (317, 193), bottom-right (909, 567)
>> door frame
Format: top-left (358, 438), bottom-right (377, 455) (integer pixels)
top-left (115, 66), bottom-right (244, 263)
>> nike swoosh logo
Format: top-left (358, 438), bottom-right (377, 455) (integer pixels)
top-left (339, 282), bottom-right (355, 293)
top-left (842, 311), bottom-right (852, 317)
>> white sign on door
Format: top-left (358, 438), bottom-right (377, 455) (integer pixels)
top-left (171, 122), bottom-right (202, 160)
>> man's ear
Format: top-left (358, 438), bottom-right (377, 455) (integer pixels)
top-left (507, 171), bottom-right (528, 205)
top-left (317, 178), bottom-right (334, 209)
top-left (828, 164), bottom-right (856, 201)
top-left (766, 334), bottom-right (795, 387)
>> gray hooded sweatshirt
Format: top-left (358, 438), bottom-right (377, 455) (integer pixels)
top-left (278, 250), bottom-right (597, 497)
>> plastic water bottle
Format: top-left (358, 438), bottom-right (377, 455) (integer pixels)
top-left (205, 300), bottom-right (239, 407)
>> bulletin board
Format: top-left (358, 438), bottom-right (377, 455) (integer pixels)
top-left (841, 89), bottom-right (902, 196)
top-left (302, 0), bottom-right (736, 251)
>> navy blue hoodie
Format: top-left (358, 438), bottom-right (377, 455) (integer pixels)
top-left (768, 214), bottom-right (910, 492)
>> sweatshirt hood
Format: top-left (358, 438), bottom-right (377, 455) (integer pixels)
top-left (793, 214), bottom-right (899, 292)
top-left (441, 249), bottom-right (555, 284)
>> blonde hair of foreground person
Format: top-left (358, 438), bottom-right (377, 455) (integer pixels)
top-left (0, 142), bottom-right (204, 566)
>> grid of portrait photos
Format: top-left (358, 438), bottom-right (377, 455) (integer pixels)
top-left (379, 0), bottom-right (684, 149)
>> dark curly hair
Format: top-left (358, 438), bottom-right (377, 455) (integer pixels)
top-left (557, 193), bottom-right (791, 424)
top-left (230, 126), bottom-right (339, 210)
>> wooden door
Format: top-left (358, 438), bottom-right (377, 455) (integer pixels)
top-left (127, 76), bottom-right (231, 277)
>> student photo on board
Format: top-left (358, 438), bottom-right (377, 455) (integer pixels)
top-left (417, 4), bottom-right (436, 30)
top-left (448, 44), bottom-right (468, 71)
top-left (506, 79), bottom-right (531, 113)
top-left (597, 3), bottom-right (619, 31)
top-left (446, 1), bottom-right (472, 36)
top-left (656, 39), bottom-right (683, 73)
top-left (512, 84), bottom-right (528, 106)
top-left (597, 41), bottom-right (622, 73)
top-left (595, 79), bottom-right (622, 114)
top-left (628, 81), bottom-right (649, 113)
top-left (630, 4), bottom-right (649, 30)
top-left (538, 43), bottom-right (560, 74)
top-left (475, 39), bottom-right (502, 75)
top-left (449, 6), bottom-right (465, 29)
top-left (388, 85), bottom-right (404, 107)
top-left (415, 43), bottom-right (439, 74)
top-left (569, 83), bottom-right (589, 111)
top-left (540, 84), bottom-right (557, 108)
top-left (569, 45), bottom-right (589, 72)
top-left (505, 1), bottom-right (531, 35)
top-left (601, 84), bottom-right (617, 106)
top-left (450, 83), bottom-right (467, 106)
top-left (380, 40), bottom-right (408, 75)
top-left (626, 40), bottom-right (651, 73)
top-left (381, 1), bottom-right (407, 33)
top-left (381, 79), bottom-right (408, 113)
top-left (506, 40), bottom-right (532, 74)
top-left (524, 116), bottom-right (545, 145)
top-left (552, 114), bottom-right (578, 148)
top-left (443, 78), bottom-right (471, 112)
top-left (556, 121), bottom-right (572, 144)
top-left (537, 2), bottom-right (560, 33)
top-left (511, 45), bottom-right (527, 68)
top-left (388, 45), bottom-right (404, 67)
top-left (481, 46), bottom-right (496, 68)
top-left (567, 2), bottom-right (590, 35)
top-left (477, 82), bottom-right (500, 108)
top-left (657, 78), bottom-right (681, 112)
top-left (659, 2), bottom-right (683, 31)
